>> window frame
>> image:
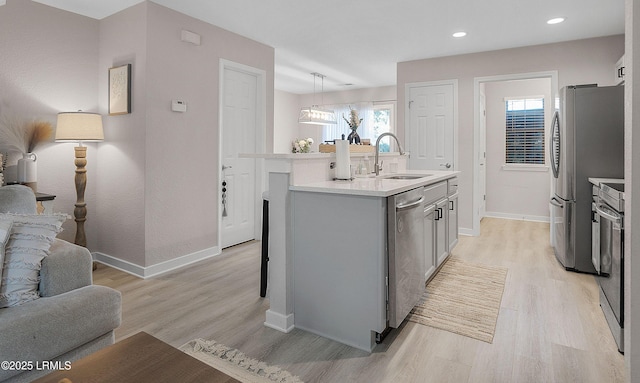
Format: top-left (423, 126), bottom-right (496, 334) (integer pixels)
top-left (371, 102), bottom-right (396, 152)
top-left (320, 102), bottom-right (396, 150)
top-left (503, 96), bottom-right (547, 169)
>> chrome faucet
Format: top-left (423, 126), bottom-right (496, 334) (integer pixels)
top-left (374, 132), bottom-right (404, 176)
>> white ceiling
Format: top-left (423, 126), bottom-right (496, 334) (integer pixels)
top-left (33, 0), bottom-right (625, 94)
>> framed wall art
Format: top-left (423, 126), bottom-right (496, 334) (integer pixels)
top-left (109, 64), bottom-right (131, 115)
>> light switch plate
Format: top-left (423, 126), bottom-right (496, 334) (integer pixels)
top-left (172, 100), bottom-right (187, 112)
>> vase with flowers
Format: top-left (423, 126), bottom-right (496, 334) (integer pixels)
top-left (292, 137), bottom-right (314, 153)
top-left (0, 112), bottom-right (53, 188)
top-left (343, 106), bottom-right (363, 144)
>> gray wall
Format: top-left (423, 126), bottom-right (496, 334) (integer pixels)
top-left (0, 0), bottom-right (100, 245)
top-left (398, 35), bottom-right (624, 233)
top-left (0, 0), bottom-right (275, 270)
top-left (96, 2), bottom-right (275, 268)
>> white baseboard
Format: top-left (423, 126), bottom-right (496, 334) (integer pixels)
top-left (264, 310), bottom-right (295, 333)
top-left (92, 246), bottom-right (221, 279)
top-left (483, 212), bottom-right (550, 223)
top-left (459, 227), bottom-right (474, 236)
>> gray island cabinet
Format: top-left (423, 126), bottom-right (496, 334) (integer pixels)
top-left (290, 172), bottom-right (458, 352)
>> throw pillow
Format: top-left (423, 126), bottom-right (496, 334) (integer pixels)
top-left (0, 213), bottom-right (68, 308)
top-left (0, 219), bottom-right (12, 292)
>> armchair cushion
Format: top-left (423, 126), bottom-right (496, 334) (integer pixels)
top-left (40, 239), bottom-right (93, 297)
top-left (0, 219), bottom-right (12, 289)
top-left (0, 185), bottom-right (37, 214)
top-left (0, 213), bottom-right (67, 308)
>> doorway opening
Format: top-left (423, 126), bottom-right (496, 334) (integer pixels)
top-left (472, 71), bottom-right (558, 236)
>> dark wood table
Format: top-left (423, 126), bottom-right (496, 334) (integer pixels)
top-left (33, 332), bottom-right (241, 383)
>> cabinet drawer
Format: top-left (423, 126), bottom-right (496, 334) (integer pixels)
top-left (424, 182), bottom-right (447, 205)
top-left (448, 177), bottom-right (458, 195)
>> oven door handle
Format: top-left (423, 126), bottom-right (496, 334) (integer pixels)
top-left (596, 204), bottom-right (621, 224)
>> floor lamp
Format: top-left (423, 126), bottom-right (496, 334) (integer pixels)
top-left (55, 112), bottom-right (104, 248)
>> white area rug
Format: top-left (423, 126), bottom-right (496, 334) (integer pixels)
top-left (180, 338), bottom-right (304, 383)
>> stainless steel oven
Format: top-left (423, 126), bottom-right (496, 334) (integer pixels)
top-left (592, 181), bottom-right (624, 353)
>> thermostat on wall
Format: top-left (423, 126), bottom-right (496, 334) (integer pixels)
top-left (172, 100), bottom-right (187, 112)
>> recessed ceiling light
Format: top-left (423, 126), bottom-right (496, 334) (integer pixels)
top-left (452, 31), bottom-right (467, 38)
top-left (547, 17), bottom-right (565, 25)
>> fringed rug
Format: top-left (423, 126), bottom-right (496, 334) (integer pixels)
top-left (180, 338), bottom-right (304, 383)
top-left (408, 258), bottom-right (508, 343)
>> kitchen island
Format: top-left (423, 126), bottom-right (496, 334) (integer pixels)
top-left (242, 153), bottom-right (458, 351)
top-left (290, 171), bottom-right (458, 351)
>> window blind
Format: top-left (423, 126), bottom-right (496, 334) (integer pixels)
top-left (505, 98), bottom-right (545, 164)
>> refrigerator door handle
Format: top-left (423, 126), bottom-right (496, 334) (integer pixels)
top-left (550, 111), bottom-right (560, 178)
top-left (550, 197), bottom-right (563, 208)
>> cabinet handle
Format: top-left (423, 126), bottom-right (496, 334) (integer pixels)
top-left (449, 200), bottom-right (454, 210)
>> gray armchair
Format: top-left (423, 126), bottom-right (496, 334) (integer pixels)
top-left (0, 185), bottom-right (122, 383)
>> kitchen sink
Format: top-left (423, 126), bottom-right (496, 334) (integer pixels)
top-left (382, 174), bottom-right (432, 180)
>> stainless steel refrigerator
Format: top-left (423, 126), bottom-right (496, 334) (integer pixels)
top-left (549, 85), bottom-right (624, 273)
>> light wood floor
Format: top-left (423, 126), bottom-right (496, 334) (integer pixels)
top-left (93, 218), bottom-right (625, 382)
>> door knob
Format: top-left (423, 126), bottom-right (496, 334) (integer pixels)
top-left (222, 165), bottom-right (233, 171)
top-left (440, 163), bottom-right (452, 169)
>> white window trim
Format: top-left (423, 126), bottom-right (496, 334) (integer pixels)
top-left (502, 164), bottom-right (549, 172)
top-left (504, 95), bottom-right (546, 166)
top-left (503, 95), bottom-right (545, 102)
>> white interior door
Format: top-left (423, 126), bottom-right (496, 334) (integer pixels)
top-left (407, 82), bottom-right (456, 171)
top-left (479, 89), bottom-right (487, 219)
top-left (221, 67), bottom-right (257, 248)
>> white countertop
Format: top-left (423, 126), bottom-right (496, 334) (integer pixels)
top-left (290, 170), bottom-right (460, 197)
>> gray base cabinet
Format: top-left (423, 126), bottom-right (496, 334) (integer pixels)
top-left (435, 197), bottom-right (449, 266)
top-left (292, 191), bottom-right (387, 352)
top-left (290, 175), bottom-right (459, 352)
top-left (423, 177), bottom-right (458, 281)
top-left (423, 204), bottom-right (436, 281)
top-left (447, 177), bottom-right (459, 252)
top-left (423, 182), bottom-right (449, 281)
top-left (448, 193), bottom-right (459, 251)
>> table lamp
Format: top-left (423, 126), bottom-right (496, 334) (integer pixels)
top-left (55, 111), bottom-right (104, 247)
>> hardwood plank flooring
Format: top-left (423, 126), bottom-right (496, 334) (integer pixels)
top-left (93, 218), bottom-right (625, 382)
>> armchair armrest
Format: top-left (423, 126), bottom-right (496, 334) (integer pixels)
top-left (39, 239), bottom-right (93, 297)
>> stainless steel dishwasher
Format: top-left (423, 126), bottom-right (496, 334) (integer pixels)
top-left (388, 187), bottom-right (425, 328)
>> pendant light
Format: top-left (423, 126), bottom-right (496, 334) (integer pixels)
top-left (298, 73), bottom-right (337, 125)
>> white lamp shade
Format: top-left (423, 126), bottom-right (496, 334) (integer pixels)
top-left (55, 112), bottom-right (104, 142)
